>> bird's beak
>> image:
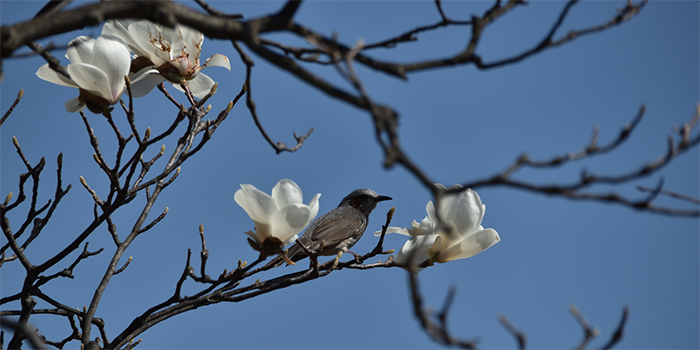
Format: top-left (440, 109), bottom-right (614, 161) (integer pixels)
top-left (375, 195), bottom-right (392, 202)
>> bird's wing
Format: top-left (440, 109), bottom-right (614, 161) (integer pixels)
top-left (306, 208), bottom-right (366, 251)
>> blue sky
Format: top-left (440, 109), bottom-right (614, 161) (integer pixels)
top-left (1, 1), bottom-right (698, 349)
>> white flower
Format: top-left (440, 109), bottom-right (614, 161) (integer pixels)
top-left (378, 185), bottom-right (500, 271)
top-left (36, 35), bottom-right (131, 113)
top-left (102, 19), bottom-right (231, 99)
top-left (235, 179), bottom-right (321, 249)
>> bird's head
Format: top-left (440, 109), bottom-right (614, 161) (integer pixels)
top-left (339, 189), bottom-right (392, 217)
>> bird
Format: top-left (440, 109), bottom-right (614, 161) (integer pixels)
top-left (270, 188), bottom-right (391, 268)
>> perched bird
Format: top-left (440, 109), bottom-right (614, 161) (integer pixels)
top-left (276, 189), bottom-right (391, 266)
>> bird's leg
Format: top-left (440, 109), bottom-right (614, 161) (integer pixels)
top-left (331, 251), bottom-right (344, 270)
top-left (309, 253), bottom-right (320, 276)
top-left (347, 250), bottom-right (362, 263)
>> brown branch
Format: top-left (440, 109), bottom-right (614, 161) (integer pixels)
top-left (499, 314), bottom-right (526, 350)
top-left (636, 185), bottom-right (700, 205)
top-left (601, 307), bottom-right (629, 350)
top-left (407, 253), bottom-right (477, 349)
top-left (107, 208), bottom-right (398, 348)
top-left (235, 42), bottom-right (314, 154)
top-left (570, 304), bottom-right (600, 350)
top-left (0, 89), bottom-right (23, 128)
top-left (35, 242), bottom-right (104, 287)
top-left (458, 106), bottom-right (700, 216)
top-left (193, 0), bottom-right (243, 19)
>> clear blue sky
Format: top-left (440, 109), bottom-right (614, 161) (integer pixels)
top-left (1, 1), bottom-right (698, 349)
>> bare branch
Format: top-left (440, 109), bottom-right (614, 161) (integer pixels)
top-left (499, 314), bottom-right (526, 350)
top-left (407, 253), bottom-right (478, 349)
top-left (0, 89), bottom-right (23, 127)
top-left (235, 42), bottom-right (314, 154)
top-left (601, 307), bottom-right (629, 350)
top-left (459, 106), bottom-right (699, 216)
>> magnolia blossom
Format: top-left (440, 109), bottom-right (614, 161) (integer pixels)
top-left (36, 35), bottom-right (131, 113)
top-left (235, 179), bottom-right (321, 249)
top-left (102, 19), bottom-right (231, 99)
top-left (378, 185), bottom-right (500, 271)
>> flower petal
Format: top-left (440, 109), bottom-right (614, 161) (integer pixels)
top-left (396, 234), bottom-right (440, 272)
top-left (128, 21), bottom-right (170, 65)
top-left (203, 54), bottom-right (231, 70)
top-left (64, 96), bottom-right (83, 113)
top-left (67, 63), bottom-right (113, 101)
top-left (441, 188), bottom-right (484, 237)
top-left (425, 201), bottom-right (436, 223)
top-left (272, 179), bottom-right (304, 207)
top-left (91, 35), bottom-right (131, 102)
top-left (36, 64), bottom-right (78, 88)
top-left (129, 68), bottom-right (165, 97)
top-left (66, 36), bottom-right (94, 64)
top-left (173, 73), bottom-right (215, 99)
top-left (169, 25), bottom-right (188, 60)
top-left (373, 226), bottom-right (408, 237)
top-left (244, 230), bottom-right (262, 245)
top-left (234, 184), bottom-right (279, 223)
top-left (406, 217), bottom-right (434, 237)
top-left (102, 20), bottom-right (138, 54)
top-left (178, 25), bottom-right (203, 60)
top-left (307, 193), bottom-right (321, 218)
top-left (270, 204), bottom-right (313, 243)
top-left (252, 221), bottom-right (272, 243)
top-left (437, 228), bottom-right (500, 263)
top-left (283, 234), bottom-right (299, 247)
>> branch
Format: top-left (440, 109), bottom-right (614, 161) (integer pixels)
top-left (407, 253), bottom-right (477, 349)
top-left (499, 314), bottom-right (526, 350)
top-left (459, 106), bottom-right (699, 216)
top-left (0, 89), bottom-right (23, 127)
top-left (234, 42), bottom-right (314, 154)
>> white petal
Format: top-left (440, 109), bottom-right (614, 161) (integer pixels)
top-left (283, 234), bottom-right (299, 247)
top-left (203, 54), bottom-right (231, 70)
top-left (270, 204), bottom-right (313, 243)
top-left (272, 179), bottom-right (303, 207)
top-left (66, 36), bottom-right (94, 64)
top-left (129, 68), bottom-right (165, 97)
top-left (406, 217), bottom-right (435, 237)
top-left (102, 20), bottom-right (129, 39)
top-left (67, 63), bottom-right (113, 101)
top-left (373, 226), bottom-right (408, 237)
top-left (234, 185), bottom-right (279, 223)
top-left (168, 25), bottom-right (186, 59)
top-left (396, 234), bottom-right (440, 272)
top-left (244, 230), bottom-right (262, 245)
top-left (441, 188), bottom-right (484, 237)
top-left (36, 64), bottom-right (78, 88)
top-left (437, 228), bottom-right (500, 263)
top-left (128, 21), bottom-right (170, 65)
top-left (307, 193), bottom-right (321, 218)
top-left (178, 24), bottom-right (203, 60)
top-left (91, 35), bottom-right (131, 102)
top-left (102, 20), bottom-right (135, 52)
top-left (425, 201), bottom-right (437, 223)
top-left (64, 96), bottom-right (83, 112)
top-left (177, 73), bottom-right (215, 99)
top-left (252, 221), bottom-right (272, 243)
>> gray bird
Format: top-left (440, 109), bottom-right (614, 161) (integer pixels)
top-left (282, 189), bottom-right (392, 265)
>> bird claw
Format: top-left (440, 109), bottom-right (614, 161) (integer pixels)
top-left (282, 249), bottom-right (295, 265)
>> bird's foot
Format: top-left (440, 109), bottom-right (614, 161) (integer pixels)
top-left (348, 250), bottom-right (362, 263)
top-left (331, 251), bottom-right (343, 270)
